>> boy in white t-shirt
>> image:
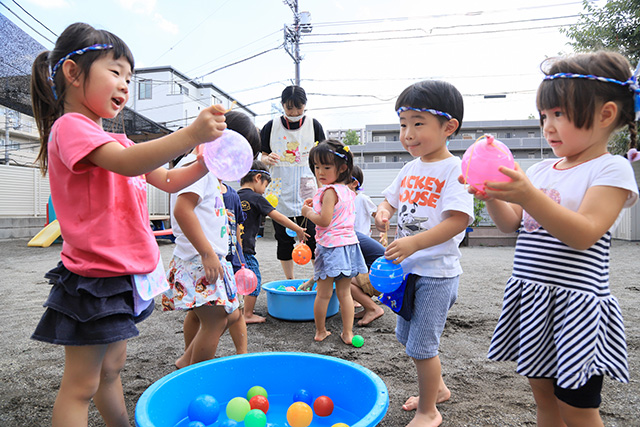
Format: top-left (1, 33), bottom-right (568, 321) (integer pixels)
top-left (349, 165), bottom-right (377, 236)
top-left (375, 80), bottom-right (474, 426)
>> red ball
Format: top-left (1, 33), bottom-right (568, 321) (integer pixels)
top-left (249, 395), bottom-right (269, 414)
top-left (313, 395), bottom-right (334, 417)
top-left (292, 243), bottom-right (312, 265)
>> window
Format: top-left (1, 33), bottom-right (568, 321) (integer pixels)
top-left (528, 132), bottom-right (535, 138)
top-left (353, 156), bottom-right (363, 165)
top-left (373, 156), bottom-right (386, 163)
top-left (373, 135), bottom-right (386, 142)
top-left (138, 79), bottom-right (152, 100)
top-left (462, 133), bottom-right (474, 140)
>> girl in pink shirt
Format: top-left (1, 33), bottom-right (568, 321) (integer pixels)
top-left (301, 140), bottom-right (367, 344)
top-left (30, 23), bottom-right (227, 426)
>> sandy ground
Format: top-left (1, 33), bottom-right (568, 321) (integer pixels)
top-left (0, 236), bottom-right (638, 426)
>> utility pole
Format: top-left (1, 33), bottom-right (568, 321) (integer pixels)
top-left (283, 0), bottom-right (312, 86)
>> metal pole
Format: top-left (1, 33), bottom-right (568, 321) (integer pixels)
top-left (4, 108), bottom-right (9, 165)
top-left (293, 0), bottom-right (300, 86)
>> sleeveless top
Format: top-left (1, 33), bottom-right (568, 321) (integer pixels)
top-left (312, 184), bottom-right (359, 248)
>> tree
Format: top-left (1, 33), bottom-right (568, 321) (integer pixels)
top-left (561, 0), bottom-right (640, 65)
top-left (343, 129), bottom-right (361, 145)
top-left (561, 0), bottom-right (640, 155)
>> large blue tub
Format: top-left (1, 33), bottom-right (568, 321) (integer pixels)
top-left (263, 279), bottom-right (339, 321)
top-left (135, 352), bottom-right (389, 427)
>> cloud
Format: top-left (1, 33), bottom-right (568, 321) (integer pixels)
top-left (115, 0), bottom-right (178, 35)
top-left (153, 12), bottom-right (179, 35)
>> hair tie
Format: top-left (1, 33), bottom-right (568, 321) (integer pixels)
top-left (543, 62), bottom-right (640, 120)
top-left (396, 106), bottom-right (453, 120)
top-left (352, 176), bottom-right (361, 191)
top-left (249, 169), bottom-right (270, 176)
top-left (49, 43), bottom-right (114, 100)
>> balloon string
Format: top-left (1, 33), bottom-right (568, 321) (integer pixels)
top-left (213, 100), bottom-right (237, 114)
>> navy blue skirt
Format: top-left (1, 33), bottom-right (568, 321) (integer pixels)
top-left (31, 262), bottom-right (154, 346)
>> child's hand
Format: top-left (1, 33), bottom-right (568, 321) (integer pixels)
top-left (384, 236), bottom-right (418, 264)
top-left (202, 252), bottom-right (223, 284)
top-left (458, 174), bottom-right (492, 201)
top-left (187, 105), bottom-right (227, 146)
top-left (483, 163), bottom-right (534, 205)
top-left (296, 227), bottom-right (310, 243)
top-left (374, 208), bottom-right (391, 232)
top-left (262, 152), bottom-right (280, 166)
top-left (301, 204), bottom-right (311, 218)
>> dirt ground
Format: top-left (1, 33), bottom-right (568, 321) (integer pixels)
top-left (0, 236), bottom-right (638, 426)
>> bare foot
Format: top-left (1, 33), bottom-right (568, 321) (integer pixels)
top-left (357, 307), bottom-right (385, 326)
top-left (245, 314), bottom-right (266, 324)
top-left (402, 388), bottom-right (451, 412)
top-left (175, 355), bottom-right (189, 369)
top-left (341, 332), bottom-right (353, 345)
top-left (314, 330), bottom-right (331, 342)
top-left (407, 409), bottom-right (442, 427)
top-left (354, 301), bottom-right (363, 308)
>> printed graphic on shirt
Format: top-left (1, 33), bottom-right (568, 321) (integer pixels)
top-left (397, 203), bottom-right (429, 237)
top-left (399, 175), bottom-right (445, 208)
top-left (282, 138), bottom-right (301, 163)
top-left (523, 188), bottom-right (560, 232)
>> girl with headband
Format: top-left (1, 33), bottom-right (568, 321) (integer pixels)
top-left (30, 22), bottom-right (227, 425)
top-left (467, 51), bottom-right (639, 425)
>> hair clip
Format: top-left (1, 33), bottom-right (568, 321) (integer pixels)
top-left (396, 106), bottom-right (452, 120)
top-left (314, 141), bottom-right (319, 146)
top-left (343, 146), bottom-right (350, 153)
top-left (49, 44), bottom-right (114, 100)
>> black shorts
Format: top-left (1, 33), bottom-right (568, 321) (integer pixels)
top-left (273, 216), bottom-right (316, 261)
top-left (554, 375), bottom-right (604, 409)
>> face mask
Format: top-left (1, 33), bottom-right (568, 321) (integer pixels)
top-left (284, 113), bottom-right (304, 122)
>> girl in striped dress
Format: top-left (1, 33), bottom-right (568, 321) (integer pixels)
top-left (467, 51), bottom-right (639, 425)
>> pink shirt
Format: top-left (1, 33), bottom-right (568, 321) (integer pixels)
top-left (48, 113), bottom-right (159, 277)
top-left (312, 184), bottom-right (358, 248)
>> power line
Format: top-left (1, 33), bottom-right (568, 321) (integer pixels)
top-left (10, 0), bottom-right (57, 38)
top-left (0, 1), bottom-right (55, 45)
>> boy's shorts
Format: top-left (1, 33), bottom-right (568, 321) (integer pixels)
top-left (396, 275), bottom-right (459, 360)
top-left (243, 253), bottom-right (262, 297)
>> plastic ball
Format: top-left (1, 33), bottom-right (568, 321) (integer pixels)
top-left (286, 228), bottom-right (297, 237)
top-left (188, 422), bottom-right (206, 427)
top-left (313, 395), bottom-right (334, 417)
top-left (352, 334), bottom-right (364, 348)
top-left (247, 385), bottom-right (268, 400)
top-left (461, 134), bottom-right (515, 192)
top-left (188, 394), bottom-right (220, 425)
top-left (369, 257), bottom-right (404, 293)
top-left (203, 129), bottom-right (253, 181)
top-left (285, 286), bottom-right (297, 292)
top-left (249, 395), bottom-right (269, 413)
top-left (226, 397), bottom-right (251, 422)
top-left (243, 409), bottom-right (267, 427)
top-left (218, 420), bottom-right (238, 427)
top-left (293, 389), bottom-right (313, 405)
top-left (287, 402), bottom-right (313, 427)
top-left (266, 193), bottom-right (279, 208)
top-left (292, 243), bottom-right (312, 265)
top-left (332, 424), bottom-right (350, 427)
top-left (235, 265), bottom-right (258, 295)
top-left (277, 285), bottom-right (287, 291)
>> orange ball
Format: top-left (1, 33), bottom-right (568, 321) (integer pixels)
top-left (292, 243), bottom-right (312, 265)
top-left (287, 401), bottom-right (313, 427)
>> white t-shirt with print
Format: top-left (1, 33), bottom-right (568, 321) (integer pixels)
top-left (382, 156), bottom-right (474, 277)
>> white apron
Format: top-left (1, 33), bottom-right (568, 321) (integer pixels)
top-left (266, 117), bottom-right (318, 217)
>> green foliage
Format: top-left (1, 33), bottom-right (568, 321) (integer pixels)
top-left (343, 129), bottom-right (361, 146)
top-left (608, 129), bottom-right (631, 155)
top-left (472, 199), bottom-right (487, 227)
top-left (561, 0), bottom-right (640, 65)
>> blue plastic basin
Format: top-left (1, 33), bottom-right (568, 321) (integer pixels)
top-left (263, 279), bottom-right (339, 321)
top-left (135, 352), bottom-right (389, 427)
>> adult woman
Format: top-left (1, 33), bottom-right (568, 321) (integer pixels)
top-left (260, 85), bottom-right (325, 280)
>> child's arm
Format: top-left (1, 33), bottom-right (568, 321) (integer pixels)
top-left (301, 188), bottom-right (337, 228)
top-left (485, 164), bottom-right (629, 250)
top-left (268, 210), bottom-right (310, 242)
top-left (146, 160), bottom-right (208, 193)
top-left (374, 200), bottom-right (397, 232)
top-left (85, 105), bottom-right (226, 177)
top-left (384, 211), bottom-right (470, 263)
top-left (173, 192), bottom-right (223, 283)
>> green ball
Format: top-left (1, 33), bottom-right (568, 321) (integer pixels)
top-left (226, 397), bottom-right (250, 421)
top-left (352, 335), bottom-right (364, 348)
top-left (244, 409), bottom-right (267, 427)
top-left (247, 385), bottom-right (268, 400)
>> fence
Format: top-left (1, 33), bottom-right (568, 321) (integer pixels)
top-left (1, 163), bottom-right (637, 241)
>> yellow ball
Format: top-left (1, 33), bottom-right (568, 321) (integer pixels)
top-left (331, 424), bottom-right (350, 427)
top-left (286, 401), bottom-right (313, 427)
top-left (266, 194), bottom-right (278, 208)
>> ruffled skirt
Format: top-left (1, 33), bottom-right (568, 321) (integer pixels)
top-left (488, 277), bottom-right (628, 389)
top-left (31, 262), bottom-right (154, 346)
top-left (314, 243), bottom-right (368, 281)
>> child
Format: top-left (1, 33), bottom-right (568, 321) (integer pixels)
top-left (301, 140), bottom-right (368, 343)
top-left (374, 80), bottom-right (474, 426)
top-left (238, 160), bottom-right (309, 323)
top-left (29, 23), bottom-right (226, 426)
top-left (467, 51), bottom-right (639, 426)
top-left (350, 165), bottom-right (377, 236)
top-left (177, 111), bottom-right (261, 358)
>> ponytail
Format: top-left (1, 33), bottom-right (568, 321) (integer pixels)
top-left (31, 51), bottom-right (63, 176)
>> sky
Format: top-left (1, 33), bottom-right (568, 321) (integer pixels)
top-left (2, 0), bottom-right (601, 131)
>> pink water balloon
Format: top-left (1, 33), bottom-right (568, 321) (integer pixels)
top-left (203, 129), bottom-right (253, 181)
top-left (461, 134), bottom-right (515, 192)
top-left (235, 264), bottom-right (258, 295)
